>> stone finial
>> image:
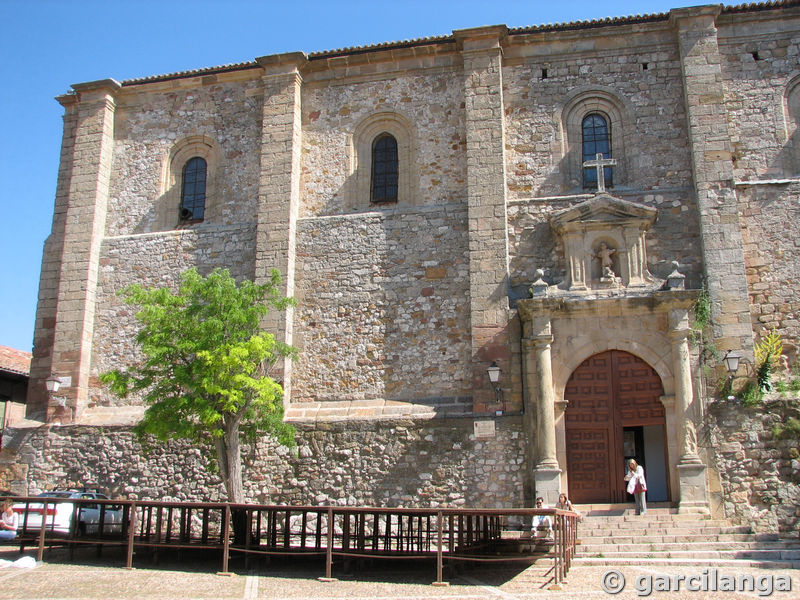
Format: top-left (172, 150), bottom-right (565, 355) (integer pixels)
top-left (666, 261), bottom-right (686, 290)
top-left (529, 269), bottom-right (549, 296)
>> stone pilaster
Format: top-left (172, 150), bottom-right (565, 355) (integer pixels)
top-left (670, 307), bottom-right (709, 514)
top-left (27, 80), bottom-right (119, 423)
top-left (454, 26), bottom-right (512, 411)
top-left (27, 93), bottom-right (79, 419)
top-left (671, 7), bottom-right (753, 355)
top-left (254, 53), bottom-right (306, 400)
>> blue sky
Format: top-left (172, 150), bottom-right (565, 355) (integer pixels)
top-left (0, 0), bottom-right (699, 352)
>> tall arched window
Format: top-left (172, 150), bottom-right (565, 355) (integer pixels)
top-left (582, 113), bottom-right (613, 189)
top-left (180, 157), bottom-right (207, 220)
top-left (371, 133), bottom-right (398, 203)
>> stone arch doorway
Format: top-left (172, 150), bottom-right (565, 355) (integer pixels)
top-left (564, 350), bottom-right (669, 504)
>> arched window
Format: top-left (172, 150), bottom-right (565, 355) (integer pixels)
top-left (371, 133), bottom-right (398, 203)
top-left (180, 157), bottom-right (207, 221)
top-left (582, 113), bottom-right (612, 189)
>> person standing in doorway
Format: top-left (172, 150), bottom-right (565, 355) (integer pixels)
top-left (624, 459), bottom-right (647, 515)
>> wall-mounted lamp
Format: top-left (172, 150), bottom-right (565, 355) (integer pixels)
top-left (722, 350), bottom-right (741, 374)
top-left (45, 375), bottom-right (63, 393)
top-left (45, 375), bottom-right (71, 419)
top-left (486, 362), bottom-right (504, 415)
top-left (722, 350), bottom-right (743, 401)
top-left (45, 375), bottom-right (70, 393)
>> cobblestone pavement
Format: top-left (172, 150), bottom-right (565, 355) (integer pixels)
top-left (0, 548), bottom-right (796, 599)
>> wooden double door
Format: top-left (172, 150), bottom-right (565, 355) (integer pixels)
top-left (564, 350), bottom-right (666, 504)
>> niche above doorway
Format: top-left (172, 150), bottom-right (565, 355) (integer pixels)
top-left (549, 194), bottom-right (659, 292)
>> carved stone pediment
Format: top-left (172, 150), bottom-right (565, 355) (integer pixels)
top-left (549, 194), bottom-right (658, 291)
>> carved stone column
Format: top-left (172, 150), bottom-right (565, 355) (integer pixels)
top-left (669, 308), bottom-right (709, 514)
top-left (523, 316), bottom-right (561, 504)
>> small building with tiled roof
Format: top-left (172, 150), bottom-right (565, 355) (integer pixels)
top-left (0, 346), bottom-right (30, 427)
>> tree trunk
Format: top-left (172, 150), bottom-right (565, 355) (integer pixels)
top-left (218, 417), bottom-right (247, 544)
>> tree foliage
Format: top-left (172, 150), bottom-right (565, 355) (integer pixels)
top-left (100, 267), bottom-right (297, 502)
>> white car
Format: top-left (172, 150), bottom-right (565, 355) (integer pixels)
top-left (13, 491), bottom-right (124, 537)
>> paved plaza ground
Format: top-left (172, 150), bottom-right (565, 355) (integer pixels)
top-left (0, 546), bottom-right (796, 599)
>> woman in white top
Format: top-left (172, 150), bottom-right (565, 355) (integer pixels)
top-left (0, 500), bottom-right (18, 540)
top-left (624, 459), bottom-right (647, 515)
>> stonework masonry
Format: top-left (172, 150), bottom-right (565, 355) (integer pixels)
top-left (7, 3), bottom-right (800, 533)
top-left (703, 398), bottom-right (800, 537)
top-left (0, 418), bottom-right (526, 509)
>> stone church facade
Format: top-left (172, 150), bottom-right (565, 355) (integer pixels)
top-left (7, 3), bottom-right (800, 530)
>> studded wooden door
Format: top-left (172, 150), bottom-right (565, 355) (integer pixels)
top-left (564, 350), bottom-right (665, 504)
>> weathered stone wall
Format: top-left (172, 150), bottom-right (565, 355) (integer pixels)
top-left (718, 15), bottom-right (800, 180)
top-left (292, 205), bottom-right (471, 406)
top-left (108, 78), bottom-right (263, 235)
top-left (503, 24), bottom-right (692, 199)
top-left (739, 183), bottom-right (800, 358)
top-left (0, 417), bottom-right (525, 509)
top-left (703, 398), bottom-right (800, 536)
top-left (89, 225), bottom-right (257, 407)
top-left (300, 69), bottom-right (466, 216)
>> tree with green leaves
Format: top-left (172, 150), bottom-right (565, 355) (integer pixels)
top-left (101, 267), bottom-right (297, 505)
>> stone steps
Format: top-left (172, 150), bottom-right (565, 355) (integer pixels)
top-left (576, 557), bottom-right (800, 569)
top-left (579, 533), bottom-right (783, 544)
top-left (578, 540), bottom-right (800, 553)
top-left (577, 549), bottom-right (800, 560)
top-left (571, 503), bottom-right (799, 568)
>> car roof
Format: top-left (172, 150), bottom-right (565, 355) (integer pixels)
top-left (36, 490), bottom-right (103, 498)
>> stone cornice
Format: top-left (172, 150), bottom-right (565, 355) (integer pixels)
top-left (670, 4), bottom-right (723, 27)
top-left (453, 24), bottom-right (508, 53)
top-left (255, 51), bottom-right (308, 76)
top-left (71, 78), bottom-right (122, 98)
top-left (517, 290), bottom-right (699, 322)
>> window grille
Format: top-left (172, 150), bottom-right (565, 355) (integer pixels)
top-left (582, 114), bottom-right (612, 189)
top-left (180, 157), bottom-right (207, 220)
top-left (371, 134), bottom-right (398, 203)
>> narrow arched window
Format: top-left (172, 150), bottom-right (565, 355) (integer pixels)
top-left (582, 114), bottom-right (613, 189)
top-left (371, 133), bottom-right (398, 203)
top-left (180, 157), bottom-right (207, 221)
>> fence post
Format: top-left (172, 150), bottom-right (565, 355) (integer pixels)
top-left (432, 511), bottom-right (449, 587)
top-left (36, 501), bottom-right (47, 562)
top-left (318, 507), bottom-right (335, 582)
top-left (218, 504), bottom-right (231, 576)
top-left (125, 502), bottom-right (136, 569)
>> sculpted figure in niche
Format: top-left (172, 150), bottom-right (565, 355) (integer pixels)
top-left (595, 242), bottom-right (616, 278)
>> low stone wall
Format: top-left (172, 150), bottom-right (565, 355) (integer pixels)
top-left (703, 397), bottom-right (800, 536)
top-left (0, 417), bottom-right (526, 509)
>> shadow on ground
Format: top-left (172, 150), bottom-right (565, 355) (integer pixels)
top-left (1, 544), bottom-right (554, 587)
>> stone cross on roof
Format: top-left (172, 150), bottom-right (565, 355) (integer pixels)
top-left (583, 153), bottom-right (617, 193)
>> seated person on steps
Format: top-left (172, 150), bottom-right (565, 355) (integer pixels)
top-left (0, 501), bottom-right (18, 541)
top-left (532, 496), bottom-right (553, 541)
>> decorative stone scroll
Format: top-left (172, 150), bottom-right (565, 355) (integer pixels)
top-left (549, 194), bottom-right (658, 291)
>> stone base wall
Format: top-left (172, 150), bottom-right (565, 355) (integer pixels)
top-left (0, 417), bottom-right (525, 509)
top-left (703, 398), bottom-right (800, 536)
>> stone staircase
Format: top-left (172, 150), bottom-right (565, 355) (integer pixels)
top-left (573, 503), bottom-right (800, 568)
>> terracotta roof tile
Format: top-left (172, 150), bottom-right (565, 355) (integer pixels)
top-left (0, 346), bottom-right (32, 377)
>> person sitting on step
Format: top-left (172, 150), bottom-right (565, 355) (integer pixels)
top-left (0, 500), bottom-right (18, 541)
top-left (532, 496), bottom-right (553, 541)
